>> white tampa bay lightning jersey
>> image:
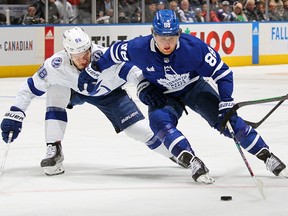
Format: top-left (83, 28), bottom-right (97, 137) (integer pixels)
top-left (97, 33), bottom-right (234, 102)
top-left (13, 43), bottom-right (143, 112)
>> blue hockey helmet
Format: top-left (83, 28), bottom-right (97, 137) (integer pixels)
top-left (152, 9), bottom-right (180, 36)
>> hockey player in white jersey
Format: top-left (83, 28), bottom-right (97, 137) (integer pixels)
top-left (78, 10), bottom-right (288, 183)
top-left (0, 27), bottom-right (181, 176)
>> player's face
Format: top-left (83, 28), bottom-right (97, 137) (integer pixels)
top-left (71, 49), bottom-right (91, 70)
top-left (154, 35), bottom-right (178, 55)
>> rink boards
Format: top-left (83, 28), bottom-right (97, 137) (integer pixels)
top-left (0, 22), bottom-right (287, 77)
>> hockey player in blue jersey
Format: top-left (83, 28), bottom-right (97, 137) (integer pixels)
top-left (78, 10), bottom-right (288, 184)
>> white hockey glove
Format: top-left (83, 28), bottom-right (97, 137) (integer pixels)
top-left (218, 100), bottom-right (235, 131)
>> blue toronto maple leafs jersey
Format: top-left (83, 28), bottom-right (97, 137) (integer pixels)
top-left (98, 33), bottom-right (234, 101)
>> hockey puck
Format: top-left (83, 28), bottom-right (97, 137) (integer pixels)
top-left (220, 196), bottom-right (232, 201)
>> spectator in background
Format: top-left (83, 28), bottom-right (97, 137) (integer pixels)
top-left (178, 0), bottom-right (196, 22)
top-left (77, 0), bottom-right (92, 24)
top-left (0, 13), bottom-right (6, 25)
top-left (96, 10), bottom-right (105, 23)
top-left (119, 0), bottom-right (132, 22)
top-left (228, 2), bottom-right (248, 21)
top-left (47, 0), bottom-right (61, 23)
top-left (255, 0), bottom-right (267, 21)
top-left (131, 6), bottom-right (142, 23)
top-left (194, 7), bottom-right (205, 22)
top-left (33, 0), bottom-right (45, 19)
top-left (268, 0), bottom-right (284, 20)
top-left (96, 9), bottom-right (112, 24)
top-left (217, 0), bottom-right (231, 21)
top-left (104, 0), bottom-right (113, 11)
top-left (201, 3), bottom-right (208, 21)
top-left (283, 0), bottom-right (288, 20)
top-left (106, 8), bottom-right (114, 23)
top-left (118, 11), bottom-right (130, 23)
top-left (33, 0), bottom-right (61, 23)
top-left (156, 0), bottom-right (166, 11)
top-left (21, 4), bottom-right (44, 24)
top-left (54, 0), bottom-right (74, 23)
top-left (169, 0), bottom-right (185, 21)
top-left (145, 1), bottom-right (157, 22)
top-left (207, 0), bottom-right (221, 22)
top-left (124, 0), bottom-right (140, 21)
top-left (275, 0), bottom-right (284, 16)
top-left (243, 0), bottom-right (259, 21)
top-left (97, 0), bottom-right (113, 13)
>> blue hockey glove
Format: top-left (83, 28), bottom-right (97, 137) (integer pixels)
top-left (218, 101), bottom-right (236, 132)
top-left (1, 106), bottom-right (26, 143)
top-left (78, 61), bottom-right (101, 94)
top-left (137, 80), bottom-right (167, 108)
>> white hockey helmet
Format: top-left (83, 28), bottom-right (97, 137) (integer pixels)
top-left (63, 27), bottom-right (91, 56)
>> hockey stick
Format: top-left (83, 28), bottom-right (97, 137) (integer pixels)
top-left (226, 122), bottom-right (265, 199)
top-left (244, 99), bottom-right (285, 129)
top-left (222, 93), bottom-right (288, 129)
top-left (0, 131), bottom-right (13, 177)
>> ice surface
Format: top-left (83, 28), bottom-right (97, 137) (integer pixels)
top-left (0, 65), bottom-right (288, 216)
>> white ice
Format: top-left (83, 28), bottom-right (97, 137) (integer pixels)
top-left (0, 65), bottom-right (288, 216)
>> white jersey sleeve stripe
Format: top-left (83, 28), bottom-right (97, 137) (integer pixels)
top-left (110, 44), bottom-right (122, 64)
top-left (245, 132), bottom-right (260, 152)
top-left (211, 60), bottom-right (224, 77)
top-left (168, 135), bottom-right (186, 152)
top-left (213, 68), bottom-right (232, 83)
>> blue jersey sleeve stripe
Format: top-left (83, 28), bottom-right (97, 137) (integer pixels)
top-left (45, 106), bottom-right (67, 122)
top-left (27, 77), bottom-right (45, 96)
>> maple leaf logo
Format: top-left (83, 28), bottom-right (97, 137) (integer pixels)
top-left (157, 73), bottom-right (190, 90)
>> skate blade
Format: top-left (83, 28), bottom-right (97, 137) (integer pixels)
top-left (279, 168), bottom-right (288, 178)
top-left (197, 173), bottom-right (215, 184)
top-left (43, 164), bottom-right (65, 176)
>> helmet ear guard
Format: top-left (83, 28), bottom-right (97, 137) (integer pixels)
top-left (63, 27), bottom-right (91, 58)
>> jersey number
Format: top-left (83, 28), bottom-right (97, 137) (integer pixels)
top-left (205, 47), bottom-right (217, 67)
top-left (120, 43), bottom-right (129, 61)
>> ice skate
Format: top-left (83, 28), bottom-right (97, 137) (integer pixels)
top-left (266, 153), bottom-right (288, 177)
top-left (257, 148), bottom-right (288, 178)
top-left (40, 142), bottom-right (65, 176)
top-left (190, 156), bottom-right (215, 184)
top-left (170, 156), bottom-right (189, 169)
top-left (178, 151), bottom-right (214, 184)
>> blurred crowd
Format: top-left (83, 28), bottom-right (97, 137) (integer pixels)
top-left (0, 0), bottom-right (287, 25)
